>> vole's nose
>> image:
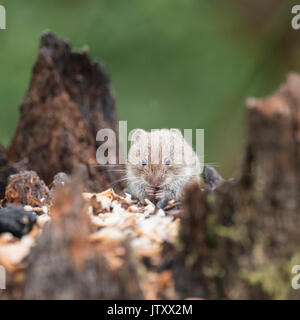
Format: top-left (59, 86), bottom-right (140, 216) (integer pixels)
top-left (149, 173), bottom-right (163, 187)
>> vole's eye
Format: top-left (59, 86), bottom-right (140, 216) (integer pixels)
top-left (164, 157), bottom-right (170, 165)
top-left (142, 159), bottom-right (147, 166)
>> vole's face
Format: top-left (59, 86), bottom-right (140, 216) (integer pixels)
top-left (128, 129), bottom-right (187, 188)
top-left (131, 155), bottom-right (183, 188)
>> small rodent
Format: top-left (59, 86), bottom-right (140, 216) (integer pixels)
top-left (126, 129), bottom-right (202, 208)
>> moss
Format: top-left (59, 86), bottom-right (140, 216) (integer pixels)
top-left (240, 253), bottom-right (300, 299)
top-left (214, 225), bottom-right (247, 244)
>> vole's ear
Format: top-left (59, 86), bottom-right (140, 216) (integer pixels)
top-left (130, 129), bottom-right (147, 145)
top-left (170, 128), bottom-right (182, 136)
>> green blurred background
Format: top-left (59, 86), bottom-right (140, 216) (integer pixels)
top-left (0, 0), bottom-right (299, 176)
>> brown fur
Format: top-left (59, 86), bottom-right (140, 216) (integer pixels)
top-left (127, 129), bottom-right (202, 203)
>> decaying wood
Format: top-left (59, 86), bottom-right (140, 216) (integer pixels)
top-left (0, 145), bottom-right (6, 168)
top-left (0, 145), bottom-right (9, 199)
top-left (7, 31), bottom-right (123, 193)
top-left (174, 73), bottom-right (300, 300)
top-left (23, 180), bottom-right (143, 299)
top-left (0, 145), bottom-right (27, 201)
top-left (1, 171), bottom-right (51, 208)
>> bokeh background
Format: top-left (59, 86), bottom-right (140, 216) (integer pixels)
top-left (0, 0), bottom-right (299, 177)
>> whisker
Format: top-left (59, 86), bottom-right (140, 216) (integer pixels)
top-left (112, 177), bottom-right (129, 183)
top-left (174, 175), bottom-right (195, 177)
top-left (102, 169), bottom-right (127, 172)
top-left (90, 164), bottom-right (126, 168)
top-left (101, 177), bottom-right (131, 189)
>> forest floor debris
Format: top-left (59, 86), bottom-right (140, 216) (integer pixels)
top-left (0, 186), bottom-right (181, 299)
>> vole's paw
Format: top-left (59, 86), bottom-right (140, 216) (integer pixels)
top-left (154, 189), bottom-right (165, 200)
top-left (146, 186), bottom-right (156, 196)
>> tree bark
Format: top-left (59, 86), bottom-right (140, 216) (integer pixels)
top-left (7, 31), bottom-right (123, 193)
top-left (23, 180), bottom-right (143, 300)
top-left (1, 171), bottom-right (51, 208)
top-left (0, 145), bottom-right (27, 200)
top-left (174, 73), bottom-right (300, 300)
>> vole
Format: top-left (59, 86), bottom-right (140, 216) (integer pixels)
top-left (126, 129), bottom-right (202, 208)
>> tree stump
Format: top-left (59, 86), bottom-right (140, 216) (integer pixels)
top-left (23, 180), bottom-right (143, 299)
top-left (7, 32), bottom-right (123, 193)
top-left (174, 73), bottom-right (300, 300)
